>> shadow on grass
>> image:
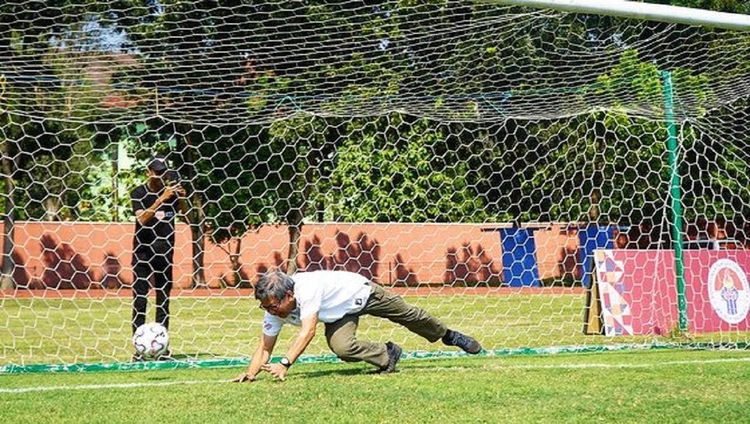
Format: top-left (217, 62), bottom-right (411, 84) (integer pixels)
top-left (293, 358), bottom-right (487, 380)
top-left (145, 376), bottom-right (172, 381)
top-left (294, 366), bottom-right (375, 380)
top-left (169, 352), bottom-right (224, 361)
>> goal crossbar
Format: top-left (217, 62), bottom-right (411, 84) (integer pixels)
top-left (488, 0), bottom-right (750, 31)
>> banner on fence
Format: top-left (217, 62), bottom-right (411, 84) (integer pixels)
top-left (590, 249), bottom-right (750, 336)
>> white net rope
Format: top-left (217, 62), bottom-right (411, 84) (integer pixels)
top-left (1, 1), bottom-right (749, 366)
top-left (2, 3), bottom-right (749, 123)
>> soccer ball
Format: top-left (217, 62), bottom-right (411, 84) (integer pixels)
top-left (132, 323), bottom-right (169, 359)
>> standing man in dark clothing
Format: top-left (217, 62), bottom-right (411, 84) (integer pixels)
top-left (131, 156), bottom-right (187, 361)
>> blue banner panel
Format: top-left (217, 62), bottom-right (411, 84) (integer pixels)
top-left (579, 225), bottom-right (614, 287)
top-left (500, 228), bottom-right (541, 287)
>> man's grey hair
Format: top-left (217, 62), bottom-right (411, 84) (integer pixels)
top-left (254, 270), bottom-right (295, 301)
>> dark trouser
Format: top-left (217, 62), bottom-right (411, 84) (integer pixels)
top-left (324, 284), bottom-right (448, 368)
top-left (131, 252), bottom-right (173, 334)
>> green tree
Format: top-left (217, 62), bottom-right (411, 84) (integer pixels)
top-left (324, 114), bottom-right (486, 223)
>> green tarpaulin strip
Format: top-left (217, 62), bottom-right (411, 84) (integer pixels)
top-left (2, 342), bottom-right (746, 374)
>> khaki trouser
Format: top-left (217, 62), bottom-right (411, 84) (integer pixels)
top-left (324, 284), bottom-right (448, 368)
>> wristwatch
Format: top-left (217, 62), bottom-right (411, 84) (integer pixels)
top-left (280, 357), bottom-right (292, 368)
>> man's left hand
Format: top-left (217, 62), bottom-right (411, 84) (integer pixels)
top-left (261, 363), bottom-right (288, 381)
top-left (173, 184), bottom-right (187, 198)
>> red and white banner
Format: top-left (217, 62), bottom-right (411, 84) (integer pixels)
top-left (593, 250), bottom-right (750, 336)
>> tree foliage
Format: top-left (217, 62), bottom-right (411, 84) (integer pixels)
top-left (0, 0), bottom-right (748, 287)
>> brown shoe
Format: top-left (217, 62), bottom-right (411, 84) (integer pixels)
top-left (442, 330), bottom-right (482, 354)
top-left (378, 342), bottom-right (402, 373)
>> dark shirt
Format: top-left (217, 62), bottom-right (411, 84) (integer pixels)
top-left (131, 184), bottom-right (178, 258)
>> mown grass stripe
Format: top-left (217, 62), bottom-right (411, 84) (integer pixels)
top-left (4, 355), bottom-right (750, 394)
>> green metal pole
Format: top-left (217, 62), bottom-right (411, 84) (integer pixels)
top-left (661, 70), bottom-right (687, 333)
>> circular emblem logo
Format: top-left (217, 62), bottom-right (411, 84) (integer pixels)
top-left (708, 259), bottom-right (750, 324)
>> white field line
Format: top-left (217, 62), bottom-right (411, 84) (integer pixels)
top-left (0, 378), bottom-right (223, 394)
top-left (407, 356), bottom-right (750, 373)
top-left (2, 356), bottom-right (750, 394)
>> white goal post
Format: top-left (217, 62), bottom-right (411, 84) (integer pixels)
top-left (490, 0), bottom-right (750, 31)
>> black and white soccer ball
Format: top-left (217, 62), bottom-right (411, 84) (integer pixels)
top-left (132, 323), bottom-right (169, 359)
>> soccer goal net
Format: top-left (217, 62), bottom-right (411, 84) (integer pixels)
top-left (1, 1), bottom-right (749, 368)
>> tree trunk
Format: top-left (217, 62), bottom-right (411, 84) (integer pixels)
top-left (44, 197), bottom-right (60, 221)
top-left (111, 133), bottom-right (119, 222)
top-left (1, 143), bottom-right (15, 289)
top-left (231, 237), bottom-right (243, 287)
top-left (287, 223), bottom-right (301, 274)
top-left (286, 163), bottom-right (316, 274)
top-left (589, 188), bottom-right (601, 222)
top-left (190, 191), bottom-right (206, 287)
top-left (184, 131), bottom-right (206, 288)
top-left (589, 133), bottom-right (604, 222)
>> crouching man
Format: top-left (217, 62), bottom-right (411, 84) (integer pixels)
top-left (233, 270), bottom-right (481, 382)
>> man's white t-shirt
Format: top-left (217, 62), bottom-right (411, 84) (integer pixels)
top-left (261, 271), bottom-right (372, 336)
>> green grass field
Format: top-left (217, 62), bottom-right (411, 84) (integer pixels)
top-left (2, 293), bottom-right (750, 422)
top-left (1, 293), bottom-right (705, 365)
top-left (1, 350), bottom-right (749, 423)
